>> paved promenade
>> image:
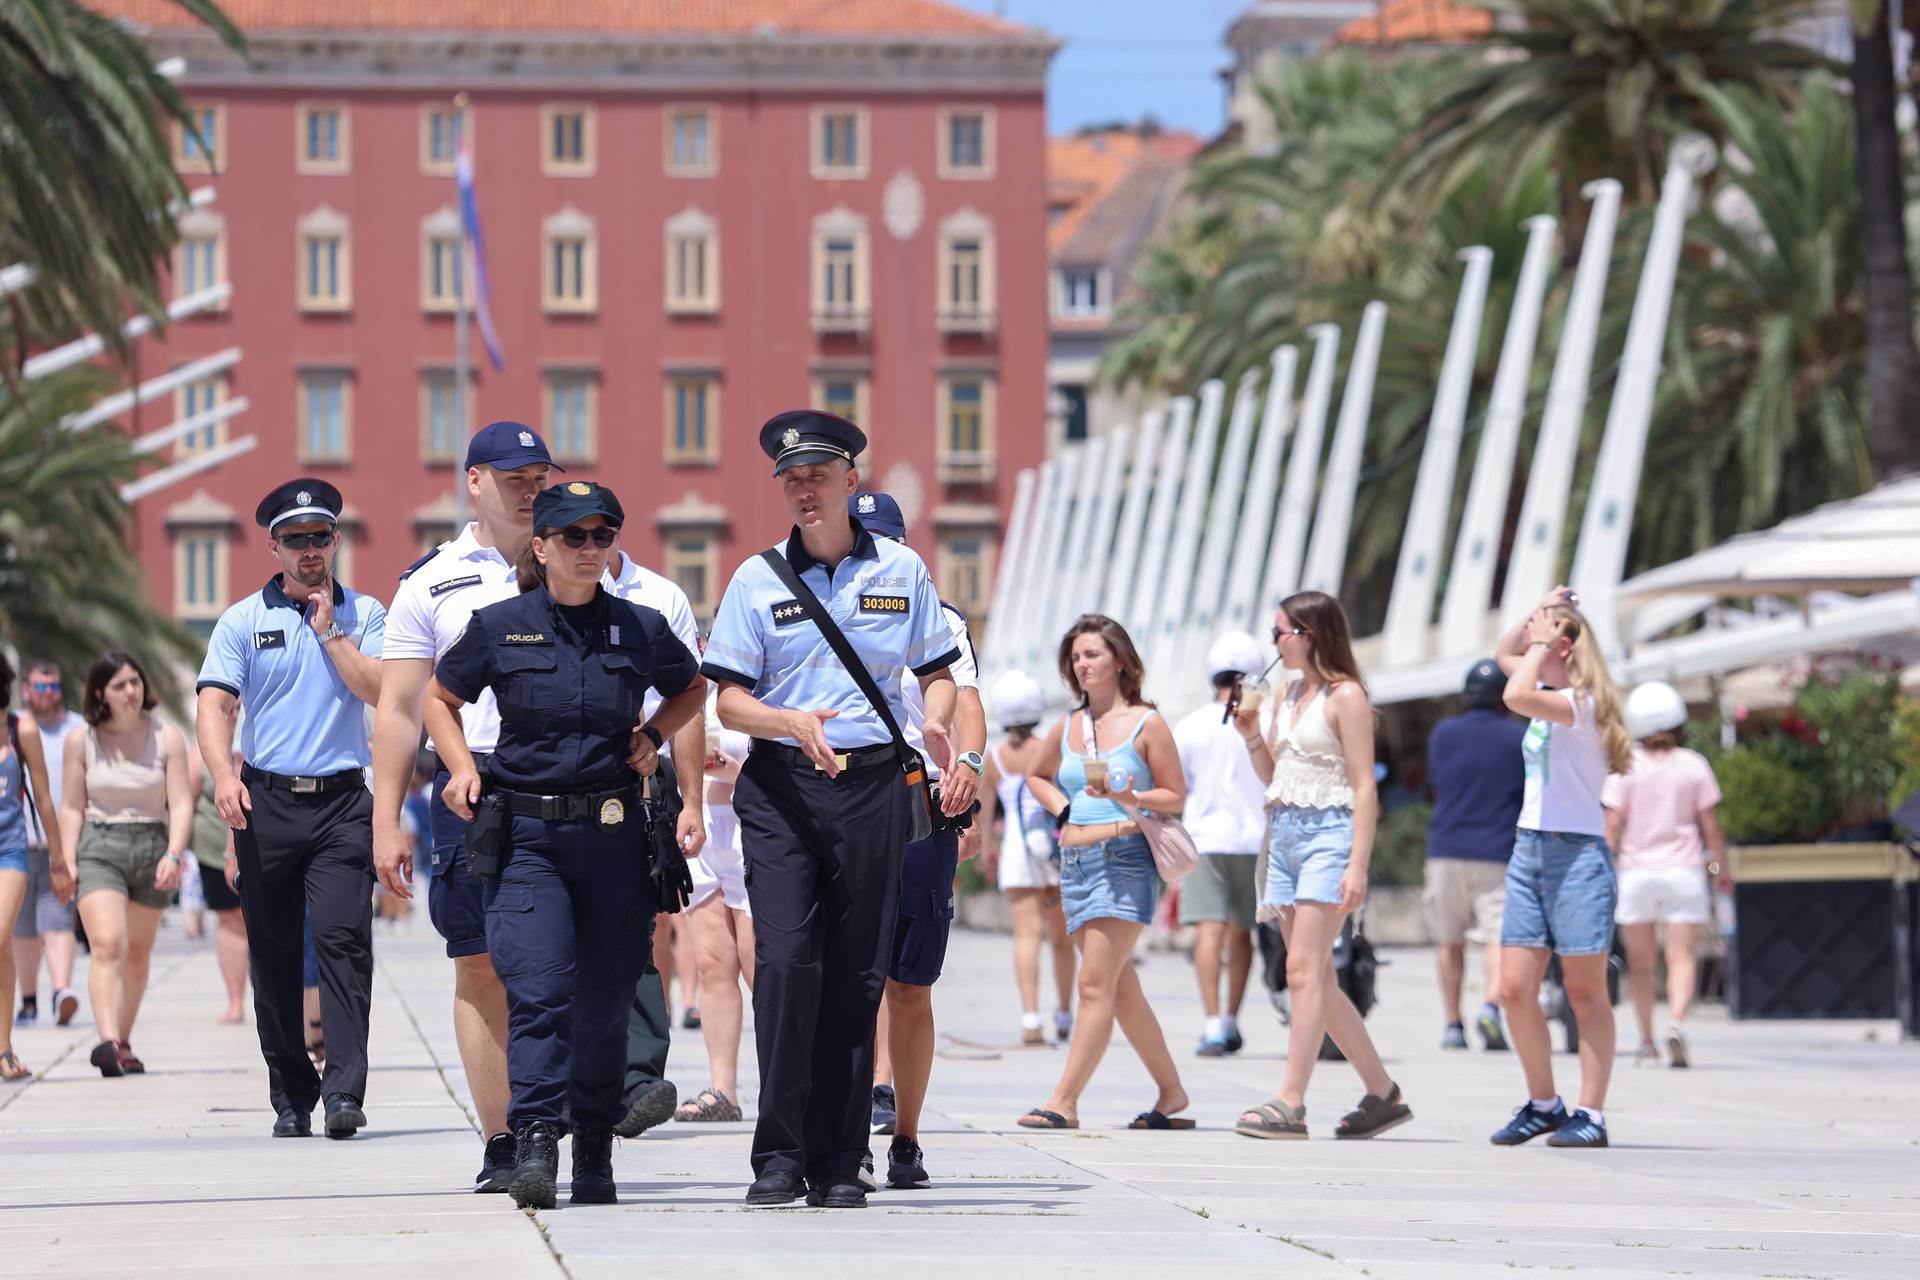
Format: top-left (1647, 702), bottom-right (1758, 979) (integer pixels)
top-left (3, 917), bottom-right (1916, 1278)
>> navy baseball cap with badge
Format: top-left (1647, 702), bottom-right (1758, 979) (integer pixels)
top-left (465, 420), bottom-right (566, 472)
top-left (759, 408), bottom-right (867, 475)
top-left (533, 480), bottom-right (625, 530)
top-left (848, 492), bottom-right (907, 540)
top-left (255, 478), bottom-right (343, 531)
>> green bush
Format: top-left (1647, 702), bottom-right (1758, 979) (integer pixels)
top-left (1890, 699), bottom-right (1920, 810)
top-left (1714, 744), bottom-right (1822, 843)
top-left (1793, 667), bottom-right (1901, 827)
top-left (1371, 802), bottom-right (1430, 887)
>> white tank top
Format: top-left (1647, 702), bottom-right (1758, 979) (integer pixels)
top-left (993, 742), bottom-right (1050, 863)
top-left (1266, 684), bottom-right (1354, 810)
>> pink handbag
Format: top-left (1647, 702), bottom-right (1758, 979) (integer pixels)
top-left (1084, 711), bottom-right (1200, 883)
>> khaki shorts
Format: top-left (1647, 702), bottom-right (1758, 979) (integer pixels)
top-left (1423, 856), bottom-right (1508, 945)
top-left (1178, 852), bottom-right (1260, 929)
top-left (76, 822), bottom-right (174, 910)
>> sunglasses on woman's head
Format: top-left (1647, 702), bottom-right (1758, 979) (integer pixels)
top-left (276, 530), bottom-right (335, 550)
top-left (555, 526), bottom-right (617, 549)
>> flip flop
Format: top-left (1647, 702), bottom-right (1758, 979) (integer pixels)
top-left (1128, 1110), bottom-right (1196, 1130)
top-left (1017, 1108), bottom-right (1077, 1130)
top-left (0, 1049), bottom-right (31, 1081)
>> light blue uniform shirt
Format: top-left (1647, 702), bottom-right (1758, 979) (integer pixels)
top-left (702, 521), bottom-right (959, 750)
top-left (196, 577), bottom-right (386, 776)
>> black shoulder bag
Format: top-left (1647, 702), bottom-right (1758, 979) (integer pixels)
top-left (758, 550), bottom-right (936, 845)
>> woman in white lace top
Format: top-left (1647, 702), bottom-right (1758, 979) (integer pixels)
top-left (1228, 591), bottom-right (1411, 1141)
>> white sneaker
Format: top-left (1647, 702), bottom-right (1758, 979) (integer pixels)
top-left (856, 1151), bottom-right (878, 1192)
top-left (1634, 1043), bottom-right (1660, 1067)
top-left (1665, 1024), bottom-right (1690, 1069)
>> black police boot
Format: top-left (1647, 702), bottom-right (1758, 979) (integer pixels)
top-left (569, 1126), bottom-right (618, 1205)
top-left (271, 1106), bottom-right (312, 1138)
top-left (323, 1093), bottom-right (366, 1140)
top-left (509, 1121), bottom-right (561, 1210)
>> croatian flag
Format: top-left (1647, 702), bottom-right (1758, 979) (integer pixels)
top-left (456, 141), bottom-right (506, 370)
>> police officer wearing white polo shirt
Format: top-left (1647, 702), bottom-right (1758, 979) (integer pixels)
top-left (196, 479), bottom-right (385, 1140)
top-left (702, 410), bottom-right (960, 1210)
top-left (370, 421), bottom-right (553, 1191)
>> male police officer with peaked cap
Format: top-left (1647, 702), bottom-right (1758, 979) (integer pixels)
top-left (196, 478), bottom-right (385, 1140)
top-left (702, 410), bottom-right (959, 1209)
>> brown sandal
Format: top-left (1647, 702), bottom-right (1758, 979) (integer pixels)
top-left (1235, 1098), bottom-right (1307, 1140)
top-left (0, 1048), bottom-right (30, 1081)
top-left (674, 1087), bottom-right (742, 1123)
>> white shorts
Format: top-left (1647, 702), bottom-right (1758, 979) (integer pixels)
top-left (1615, 866), bottom-right (1710, 926)
top-left (690, 803), bottom-right (751, 915)
top-left (996, 826), bottom-right (1060, 891)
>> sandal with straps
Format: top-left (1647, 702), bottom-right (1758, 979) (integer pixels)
top-left (674, 1087), bottom-right (742, 1123)
top-left (0, 1048), bottom-right (31, 1081)
top-left (1234, 1098), bottom-right (1307, 1140)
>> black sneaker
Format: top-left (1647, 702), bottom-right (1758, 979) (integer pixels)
top-left (323, 1093), bottom-right (366, 1140)
top-left (569, 1126), bottom-right (617, 1205)
top-left (1490, 1099), bottom-right (1569, 1146)
top-left (509, 1121), bottom-right (562, 1209)
top-left (870, 1084), bottom-right (896, 1135)
top-left (1476, 1007), bottom-right (1510, 1052)
top-left (886, 1136), bottom-right (928, 1189)
top-left (614, 1079), bottom-right (678, 1138)
top-left (1545, 1109), bottom-right (1609, 1148)
top-left (475, 1132), bottom-right (516, 1193)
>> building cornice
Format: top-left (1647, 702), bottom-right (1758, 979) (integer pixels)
top-left (137, 29), bottom-right (1057, 94)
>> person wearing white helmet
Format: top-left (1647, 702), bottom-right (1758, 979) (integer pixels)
top-left (979, 670), bottom-right (1076, 1046)
top-left (1603, 681), bottom-right (1727, 1069)
top-left (1172, 632), bottom-right (1270, 1056)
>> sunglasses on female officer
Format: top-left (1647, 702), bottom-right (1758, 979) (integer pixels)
top-left (549, 525), bottom-right (617, 549)
top-left (276, 530), bottom-right (335, 550)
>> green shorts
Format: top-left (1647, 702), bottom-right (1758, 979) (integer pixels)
top-left (76, 822), bottom-right (174, 910)
top-left (1178, 852), bottom-right (1260, 929)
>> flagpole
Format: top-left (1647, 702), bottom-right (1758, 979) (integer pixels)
top-left (452, 92), bottom-right (471, 534)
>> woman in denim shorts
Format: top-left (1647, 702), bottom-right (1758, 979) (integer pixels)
top-left (1488, 589), bottom-right (1635, 1150)
top-left (2, 653), bottom-right (69, 1081)
top-left (1015, 615), bottom-right (1191, 1132)
top-left (1229, 592), bottom-right (1410, 1141)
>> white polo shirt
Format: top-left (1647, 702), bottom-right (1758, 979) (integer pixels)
top-left (384, 523), bottom-right (519, 753)
top-left (901, 602), bottom-right (978, 780)
top-left (603, 552), bottom-right (701, 724)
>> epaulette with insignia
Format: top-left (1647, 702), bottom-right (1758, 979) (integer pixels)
top-left (398, 549), bottom-right (439, 582)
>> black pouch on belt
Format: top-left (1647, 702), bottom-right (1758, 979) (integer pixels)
top-left (463, 792), bottom-right (510, 880)
top-left (930, 782), bottom-right (981, 835)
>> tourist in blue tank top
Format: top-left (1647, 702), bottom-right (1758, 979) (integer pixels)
top-left (1, 652), bottom-right (69, 1081)
top-left (1015, 615), bottom-right (1192, 1132)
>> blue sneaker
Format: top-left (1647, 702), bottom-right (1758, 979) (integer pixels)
top-left (1490, 1099), bottom-right (1568, 1146)
top-left (1440, 1022), bottom-right (1468, 1050)
top-left (1476, 1007), bottom-right (1509, 1052)
top-left (14, 999), bottom-right (37, 1027)
top-left (1195, 1035), bottom-right (1229, 1058)
top-left (1546, 1109), bottom-right (1609, 1148)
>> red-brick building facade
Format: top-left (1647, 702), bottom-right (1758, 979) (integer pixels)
top-left (92, 1), bottom-right (1056, 634)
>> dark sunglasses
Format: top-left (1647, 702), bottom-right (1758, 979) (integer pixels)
top-left (276, 530), bottom-right (335, 550)
top-left (1272, 625), bottom-right (1307, 642)
top-left (553, 526), bottom-right (617, 549)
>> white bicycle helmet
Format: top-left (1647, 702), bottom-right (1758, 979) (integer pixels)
top-left (989, 670), bottom-right (1045, 730)
top-left (1624, 681), bottom-right (1688, 741)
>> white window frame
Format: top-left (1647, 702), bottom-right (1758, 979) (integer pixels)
top-left (541, 103), bottom-right (596, 176)
top-left (811, 206), bottom-right (870, 333)
top-left (665, 374), bottom-right (719, 465)
top-left (542, 206), bottom-right (597, 314)
top-left (937, 207), bottom-right (995, 333)
top-left (811, 105), bottom-right (869, 180)
top-left (297, 368), bottom-right (353, 464)
top-left (173, 207), bottom-right (227, 306)
top-left (937, 374), bottom-right (996, 482)
top-left (1054, 265), bottom-right (1111, 319)
top-left (664, 207), bottom-right (720, 314)
top-left (419, 368), bottom-right (469, 464)
top-left (173, 529), bottom-right (230, 621)
top-left (420, 206), bottom-right (468, 312)
top-left (937, 107), bottom-right (995, 180)
top-left (665, 533), bottom-right (720, 621)
top-left (297, 205), bottom-right (351, 312)
top-left (296, 101), bottom-right (350, 175)
top-left (173, 373), bottom-right (229, 459)
top-left (937, 533), bottom-right (995, 617)
top-left (665, 105), bottom-right (717, 177)
top-left (812, 371), bottom-right (869, 428)
top-left (543, 368), bottom-right (598, 464)
top-left (420, 104), bottom-right (464, 176)
top-left (175, 102), bottom-right (225, 174)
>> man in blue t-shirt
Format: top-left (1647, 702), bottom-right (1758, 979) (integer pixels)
top-left (1424, 659), bottom-right (1526, 1052)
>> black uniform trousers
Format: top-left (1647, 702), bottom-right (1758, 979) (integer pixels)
top-left (231, 783), bottom-right (375, 1115)
top-left (487, 813), bottom-right (658, 1130)
top-left (733, 750), bottom-right (909, 1184)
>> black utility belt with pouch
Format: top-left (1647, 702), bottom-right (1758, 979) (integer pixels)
top-left (461, 781), bottom-right (641, 879)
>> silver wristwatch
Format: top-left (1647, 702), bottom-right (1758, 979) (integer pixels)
top-left (317, 623), bottom-right (348, 644)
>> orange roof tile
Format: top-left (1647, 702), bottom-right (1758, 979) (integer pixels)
top-left (1334, 0), bottom-right (1492, 45)
top-left (86, 0), bottom-right (1027, 38)
top-left (1046, 129), bottom-right (1201, 257)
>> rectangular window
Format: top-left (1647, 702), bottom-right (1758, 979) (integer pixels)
top-left (938, 375), bottom-right (996, 482)
top-left (176, 103), bottom-right (223, 173)
top-left (542, 105), bottom-right (594, 175)
top-left (949, 239), bottom-right (983, 311)
top-left (667, 108), bottom-right (715, 176)
top-left (174, 375), bottom-right (227, 458)
top-left (544, 234), bottom-right (593, 311)
top-left (823, 239), bottom-right (857, 309)
top-left (666, 227), bottom-right (717, 313)
top-left (424, 233), bottom-right (466, 310)
top-left (300, 233), bottom-right (349, 310)
top-left (940, 109), bottom-right (993, 178)
top-left (816, 374), bottom-right (865, 425)
top-left (420, 371), bottom-right (466, 463)
top-left (544, 371), bottom-right (596, 463)
top-left (939, 536), bottom-right (989, 616)
top-left (812, 107), bottom-right (867, 178)
top-left (1057, 267), bottom-right (1106, 318)
top-left (299, 371), bottom-right (351, 463)
top-left (175, 531), bottom-right (228, 620)
top-left (298, 103), bottom-right (348, 174)
top-left (666, 376), bottom-right (717, 464)
top-left (422, 105), bottom-right (462, 174)
top-left (667, 536), bottom-right (717, 621)
top-left (177, 232), bottom-right (223, 300)
top-left (947, 380), bottom-right (985, 455)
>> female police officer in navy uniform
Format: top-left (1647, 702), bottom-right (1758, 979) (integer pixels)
top-left (427, 481), bottom-right (705, 1209)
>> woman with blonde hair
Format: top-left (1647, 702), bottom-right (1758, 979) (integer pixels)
top-left (1230, 591), bottom-right (1409, 1140)
top-left (1016, 616), bottom-right (1190, 1130)
top-left (1489, 588), bottom-right (1633, 1149)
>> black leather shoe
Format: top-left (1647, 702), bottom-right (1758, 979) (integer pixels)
top-left (569, 1126), bottom-right (618, 1205)
top-left (475, 1132), bottom-right (516, 1193)
top-left (806, 1179), bottom-right (868, 1209)
top-left (271, 1107), bottom-right (312, 1138)
top-left (613, 1079), bottom-right (677, 1138)
top-left (323, 1093), bottom-right (365, 1140)
top-left (510, 1121), bottom-right (562, 1209)
top-left (743, 1170), bottom-right (807, 1207)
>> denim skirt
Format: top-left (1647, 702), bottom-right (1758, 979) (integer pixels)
top-left (1058, 832), bottom-right (1157, 933)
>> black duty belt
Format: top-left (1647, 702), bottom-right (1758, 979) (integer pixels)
top-left (241, 764), bottom-right (365, 795)
top-left (751, 739), bottom-right (900, 774)
top-left (495, 783), bottom-right (641, 824)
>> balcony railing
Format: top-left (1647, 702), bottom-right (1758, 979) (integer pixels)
top-left (812, 303), bottom-right (871, 335)
top-left (938, 450), bottom-right (995, 485)
top-left (938, 305), bottom-right (996, 335)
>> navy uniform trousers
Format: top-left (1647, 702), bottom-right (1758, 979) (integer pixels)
top-left (486, 812), bottom-right (658, 1130)
top-left (231, 780), bottom-right (375, 1114)
top-left (733, 750), bottom-right (910, 1184)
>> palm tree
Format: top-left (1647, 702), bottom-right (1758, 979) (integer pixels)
top-left (0, 0), bottom-right (243, 377)
top-left (0, 368), bottom-right (203, 704)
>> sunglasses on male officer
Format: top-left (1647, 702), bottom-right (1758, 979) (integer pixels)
top-left (548, 525), bottom-right (617, 549)
top-left (275, 530), bottom-right (335, 550)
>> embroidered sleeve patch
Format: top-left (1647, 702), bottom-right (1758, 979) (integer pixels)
top-left (859, 594), bottom-right (910, 615)
top-left (430, 574), bottom-right (484, 598)
top-left (770, 600), bottom-right (808, 628)
top-left (252, 630), bottom-right (286, 650)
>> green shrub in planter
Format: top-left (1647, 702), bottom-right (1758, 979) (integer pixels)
top-left (1371, 802), bottom-right (1430, 887)
top-left (1794, 667), bottom-right (1900, 828)
top-left (1890, 699), bottom-right (1920, 809)
top-left (1714, 744), bottom-right (1822, 844)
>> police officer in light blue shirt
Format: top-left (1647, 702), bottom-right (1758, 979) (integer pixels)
top-left (195, 479), bottom-right (385, 1141)
top-left (701, 410), bottom-right (960, 1209)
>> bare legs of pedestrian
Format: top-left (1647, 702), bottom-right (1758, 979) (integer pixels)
top-left (885, 979), bottom-right (934, 1140)
top-left (1008, 888), bottom-right (1074, 1039)
top-left (1271, 904), bottom-right (1391, 1113)
top-left (687, 895), bottom-right (753, 1105)
top-left (12, 926), bottom-right (75, 1014)
top-left (214, 907), bottom-right (249, 1023)
top-left (1192, 921), bottom-right (1253, 1032)
top-left (0, 870), bottom-right (27, 1069)
top-left (1030, 918), bottom-right (1184, 1125)
top-left (77, 893), bottom-right (161, 1045)
top-left (1501, 946), bottom-right (1615, 1113)
top-left (452, 952), bottom-right (511, 1139)
top-left (1623, 921), bottom-right (1696, 1056)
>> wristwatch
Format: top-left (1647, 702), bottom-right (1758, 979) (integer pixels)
top-left (957, 750), bottom-right (985, 776)
top-left (639, 725), bottom-right (665, 751)
top-left (317, 622), bottom-right (348, 644)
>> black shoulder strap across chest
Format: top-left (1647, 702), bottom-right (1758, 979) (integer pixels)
top-left (758, 549), bottom-right (911, 760)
